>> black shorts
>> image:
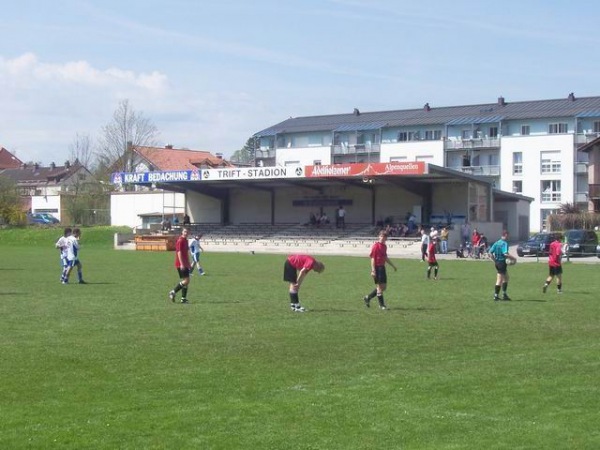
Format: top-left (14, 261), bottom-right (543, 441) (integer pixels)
top-left (373, 265), bottom-right (387, 284)
top-left (495, 260), bottom-right (507, 275)
top-left (283, 260), bottom-right (298, 283)
top-left (549, 265), bottom-right (562, 277)
top-left (177, 267), bottom-right (190, 278)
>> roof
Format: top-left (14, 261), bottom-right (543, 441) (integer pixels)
top-left (134, 146), bottom-right (234, 171)
top-left (579, 135), bottom-right (600, 153)
top-left (1, 161), bottom-right (88, 185)
top-left (254, 95), bottom-right (600, 137)
top-left (0, 147), bottom-right (23, 169)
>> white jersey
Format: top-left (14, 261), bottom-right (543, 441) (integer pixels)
top-left (189, 238), bottom-right (202, 255)
top-left (66, 235), bottom-right (80, 261)
top-left (55, 236), bottom-right (69, 259)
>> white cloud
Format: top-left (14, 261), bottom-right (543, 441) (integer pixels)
top-left (0, 53), bottom-right (168, 91)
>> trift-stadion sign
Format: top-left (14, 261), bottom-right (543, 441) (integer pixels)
top-left (111, 162), bottom-right (426, 185)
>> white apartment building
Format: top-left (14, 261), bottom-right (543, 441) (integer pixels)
top-left (254, 94), bottom-right (600, 232)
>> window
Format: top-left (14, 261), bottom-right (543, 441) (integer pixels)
top-left (397, 131), bottom-right (408, 142)
top-left (424, 130), bottom-right (442, 140)
top-left (594, 121), bottom-right (600, 133)
top-left (513, 152), bottom-right (523, 175)
top-left (512, 181), bottom-right (522, 193)
top-left (541, 180), bottom-right (561, 202)
top-left (308, 134), bottom-right (323, 147)
top-left (313, 160), bottom-right (321, 166)
top-left (521, 125), bottom-right (530, 135)
top-left (409, 131), bottom-right (420, 141)
top-left (549, 123), bottom-right (568, 134)
top-left (390, 156), bottom-right (407, 162)
top-left (488, 126), bottom-right (498, 138)
top-left (540, 209), bottom-right (557, 231)
top-left (276, 136), bottom-right (286, 148)
top-left (541, 151), bottom-right (561, 174)
top-left (462, 129), bottom-right (471, 139)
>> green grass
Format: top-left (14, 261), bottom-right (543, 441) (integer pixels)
top-left (1, 228), bottom-right (599, 449)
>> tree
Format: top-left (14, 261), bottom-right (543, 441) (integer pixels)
top-left (0, 177), bottom-right (25, 225)
top-left (230, 136), bottom-right (256, 165)
top-left (96, 99), bottom-right (159, 176)
top-left (69, 133), bottom-right (94, 170)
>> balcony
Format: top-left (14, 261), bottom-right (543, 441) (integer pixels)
top-left (444, 138), bottom-right (500, 150)
top-left (332, 143), bottom-right (381, 155)
top-left (589, 184), bottom-right (600, 199)
top-left (458, 165), bottom-right (501, 176)
top-left (255, 148), bottom-right (276, 158)
top-left (575, 162), bottom-right (589, 174)
top-left (574, 192), bottom-right (589, 203)
top-left (575, 132), bottom-right (600, 145)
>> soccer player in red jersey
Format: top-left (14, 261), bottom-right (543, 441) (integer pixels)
top-left (169, 228), bottom-right (192, 304)
top-left (363, 230), bottom-right (397, 309)
top-left (543, 236), bottom-right (564, 294)
top-left (426, 237), bottom-right (439, 280)
top-left (283, 254), bottom-right (325, 312)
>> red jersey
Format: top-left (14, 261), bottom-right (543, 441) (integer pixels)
top-left (175, 236), bottom-right (191, 268)
top-left (369, 241), bottom-right (388, 267)
top-left (287, 254), bottom-right (317, 271)
top-left (427, 242), bottom-right (437, 264)
top-left (548, 240), bottom-right (563, 268)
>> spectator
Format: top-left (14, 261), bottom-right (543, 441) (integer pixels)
top-left (440, 227), bottom-right (449, 254)
top-left (183, 214), bottom-right (191, 227)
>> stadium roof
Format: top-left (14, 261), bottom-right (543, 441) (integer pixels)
top-left (254, 95), bottom-right (600, 137)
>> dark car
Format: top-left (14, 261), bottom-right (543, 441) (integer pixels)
top-left (28, 213), bottom-right (59, 225)
top-left (563, 229), bottom-right (598, 257)
top-left (596, 243), bottom-right (600, 259)
top-left (516, 232), bottom-right (563, 257)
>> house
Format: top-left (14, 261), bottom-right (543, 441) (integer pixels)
top-left (110, 145), bottom-right (234, 228)
top-left (1, 160), bottom-right (93, 221)
top-left (0, 146), bottom-right (23, 169)
top-left (253, 94), bottom-right (600, 232)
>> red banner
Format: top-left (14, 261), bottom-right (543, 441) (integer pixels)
top-left (305, 162), bottom-right (426, 178)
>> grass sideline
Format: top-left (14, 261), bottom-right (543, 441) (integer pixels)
top-left (1, 228), bottom-right (599, 449)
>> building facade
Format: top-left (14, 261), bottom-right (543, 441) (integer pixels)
top-left (254, 94), bottom-right (600, 232)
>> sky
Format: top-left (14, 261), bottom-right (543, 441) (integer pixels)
top-left (1, 0), bottom-right (600, 166)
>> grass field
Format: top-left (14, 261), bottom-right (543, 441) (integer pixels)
top-left (1, 227), bottom-right (599, 449)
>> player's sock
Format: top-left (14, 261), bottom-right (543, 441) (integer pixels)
top-left (377, 294), bottom-right (384, 306)
top-left (557, 283), bottom-right (562, 291)
top-left (427, 268), bottom-right (431, 278)
top-left (434, 268), bottom-right (438, 278)
top-left (182, 287), bottom-right (188, 298)
top-left (366, 289), bottom-right (377, 300)
top-left (174, 282), bottom-right (183, 293)
top-left (502, 282), bottom-right (508, 294)
top-left (494, 285), bottom-right (501, 296)
top-left (289, 292), bottom-right (299, 303)
top-left (77, 270), bottom-right (83, 282)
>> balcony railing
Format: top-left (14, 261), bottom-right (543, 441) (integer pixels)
top-left (332, 143), bottom-right (381, 155)
top-left (575, 162), bottom-right (589, 174)
top-left (444, 138), bottom-right (500, 150)
top-left (255, 149), bottom-right (276, 158)
top-left (575, 132), bottom-right (600, 145)
top-left (589, 184), bottom-right (600, 199)
top-left (456, 165), bottom-right (501, 176)
top-left (574, 192), bottom-right (589, 203)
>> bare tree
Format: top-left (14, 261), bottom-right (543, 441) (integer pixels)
top-left (68, 133), bottom-right (94, 169)
top-left (96, 99), bottom-right (159, 174)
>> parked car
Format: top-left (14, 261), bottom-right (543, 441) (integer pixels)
top-left (563, 229), bottom-right (599, 257)
top-left (596, 243), bottom-right (600, 258)
top-left (28, 213), bottom-right (59, 225)
top-left (516, 232), bottom-right (563, 257)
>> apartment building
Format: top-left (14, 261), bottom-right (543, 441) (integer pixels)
top-left (253, 94), bottom-right (600, 232)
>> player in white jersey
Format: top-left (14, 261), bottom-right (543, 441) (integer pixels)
top-left (64, 228), bottom-right (86, 284)
top-left (188, 234), bottom-right (205, 275)
top-left (55, 227), bottom-right (72, 283)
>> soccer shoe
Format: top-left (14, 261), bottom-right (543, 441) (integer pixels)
top-left (199, 271), bottom-right (206, 276)
top-left (168, 290), bottom-right (176, 302)
top-left (542, 284), bottom-right (548, 294)
top-left (502, 294), bottom-right (512, 301)
top-left (181, 298), bottom-right (189, 304)
top-left (290, 303), bottom-right (305, 312)
top-left (79, 280), bottom-right (87, 284)
top-left (363, 295), bottom-right (371, 308)
top-left (557, 290), bottom-right (563, 294)
top-left (493, 295), bottom-right (500, 301)
top-left (379, 304), bottom-right (387, 310)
